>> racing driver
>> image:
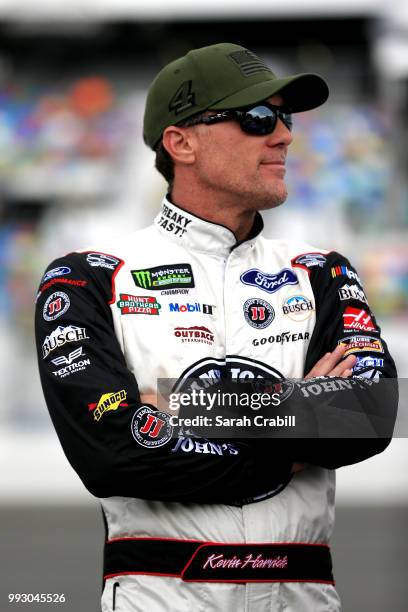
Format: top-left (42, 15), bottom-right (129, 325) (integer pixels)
top-left (35, 43), bottom-right (397, 611)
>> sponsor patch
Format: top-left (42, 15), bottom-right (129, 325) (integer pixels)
top-left (252, 332), bottom-right (310, 346)
top-left (39, 278), bottom-right (87, 294)
top-left (169, 302), bottom-right (215, 315)
top-left (171, 437), bottom-right (239, 455)
top-left (41, 266), bottom-right (71, 284)
top-left (88, 390), bottom-right (128, 422)
top-left (156, 203), bottom-right (192, 237)
top-left (43, 291), bottom-right (70, 321)
top-left (131, 405), bottom-right (173, 448)
top-left (331, 265), bottom-right (362, 285)
top-left (240, 268), bottom-right (298, 294)
top-left (171, 356), bottom-right (294, 403)
top-left (243, 298), bottom-right (275, 329)
top-left (174, 326), bottom-right (214, 345)
top-left (51, 347), bottom-right (90, 378)
top-left (42, 324), bottom-right (89, 359)
top-left (161, 288), bottom-right (190, 296)
top-left (51, 346), bottom-right (84, 365)
top-left (343, 307), bottom-right (377, 332)
top-left (354, 356), bottom-right (384, 370)
top-left (338, 283), bottom-right (368, 304)
top-left (338, 335), bottom-right (383, 356)
top-left (132, 263), bottom-right (194, 291)
top-left (291, 253), bottom-right (327, 270)
top-left (117, 294), bottom-right (161, 315)
top-left (282, 295), bottom-right (314, 321)
top-left (353, 356), bottom-right (384, 381)
top-left (86, 252), bottom-right (120, 270)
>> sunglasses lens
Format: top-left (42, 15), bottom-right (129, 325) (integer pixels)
top-left (241, 106), bottom-right (277, 135)
top-left (240, 105), bottom-right (293, 134)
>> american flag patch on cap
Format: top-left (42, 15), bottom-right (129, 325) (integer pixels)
top-left (228, 50), bottom-right (273, 77)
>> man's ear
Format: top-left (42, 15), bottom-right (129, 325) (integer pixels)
top-left (162, 126), bottom-right (196, 165)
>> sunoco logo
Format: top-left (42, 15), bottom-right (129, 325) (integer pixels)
top-left (88, 390), bottom-right (128, 422)
top-left (131, 263), bottom-right (194, 291)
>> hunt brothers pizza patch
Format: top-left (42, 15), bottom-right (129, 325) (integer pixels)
top-left (117, 294), bottom-right (161, 315)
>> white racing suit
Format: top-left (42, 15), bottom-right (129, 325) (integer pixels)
top-left (35, 197), bottom-right (397, 611)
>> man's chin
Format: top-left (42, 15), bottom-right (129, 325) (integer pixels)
top-left (258, 187), bottom-right (288, 210)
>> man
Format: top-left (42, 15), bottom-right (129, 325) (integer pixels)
top-left (35, 43), bottom-right (397, 611)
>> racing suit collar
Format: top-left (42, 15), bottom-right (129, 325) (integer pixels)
top-left (154, 196), bottom-right (264, 257)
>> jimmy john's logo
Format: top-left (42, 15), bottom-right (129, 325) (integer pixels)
top-left (131, 406), bottom-right (173, 448)
top-left (132, 263), bottom-right (194, 291)
top-left (88, 390), bottom-right (128, 422)
top-left (171, 356), bottom-right (294, 403)
top-left (117, 294), bottom-right (161, 315)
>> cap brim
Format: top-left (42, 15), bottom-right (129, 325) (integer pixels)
top-left (210, 73), bottom-right (329, 113)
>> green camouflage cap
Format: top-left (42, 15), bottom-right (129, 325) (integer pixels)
top-left (143, 42), bottom-right (329, 149)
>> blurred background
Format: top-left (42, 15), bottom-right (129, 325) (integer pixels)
top-left (0, 0), bottom-right (407, 610)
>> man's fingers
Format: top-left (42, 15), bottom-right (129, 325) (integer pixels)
top-left (328, 354), bottom-right (357, 377)
top-left (305, 345), bottom-right (347, 379)
top-left (305, 345), bottom-right (358, 379)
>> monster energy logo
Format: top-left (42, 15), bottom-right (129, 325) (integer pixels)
top-left (132, 270), bottom-right (152, 289)
top-left (131, 264), bottom-right (195, 291)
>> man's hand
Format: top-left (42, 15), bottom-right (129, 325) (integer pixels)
top-left (294, 345), bottom-right (357, 474)
top-left (305, 344), bottom-right (357, 379)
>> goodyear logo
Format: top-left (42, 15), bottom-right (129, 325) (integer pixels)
top-left (88, 390), bottom-right (128, 422)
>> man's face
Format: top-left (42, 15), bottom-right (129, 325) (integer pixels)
top-left (191, 94), bottom-right (293, 211)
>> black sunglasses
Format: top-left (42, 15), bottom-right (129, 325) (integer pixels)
top-left (183, 103), bottom-right (293, 136)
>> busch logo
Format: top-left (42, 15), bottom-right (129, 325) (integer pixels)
top-left (338, 284), bottom-right (368, 304)
top-left (42, 325), bottom-right (89, 359)
top-left (282, 295), bottom-right (314, 321)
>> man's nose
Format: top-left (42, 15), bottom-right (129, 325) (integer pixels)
top-left (265, 118), bottom-right (293, 147)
